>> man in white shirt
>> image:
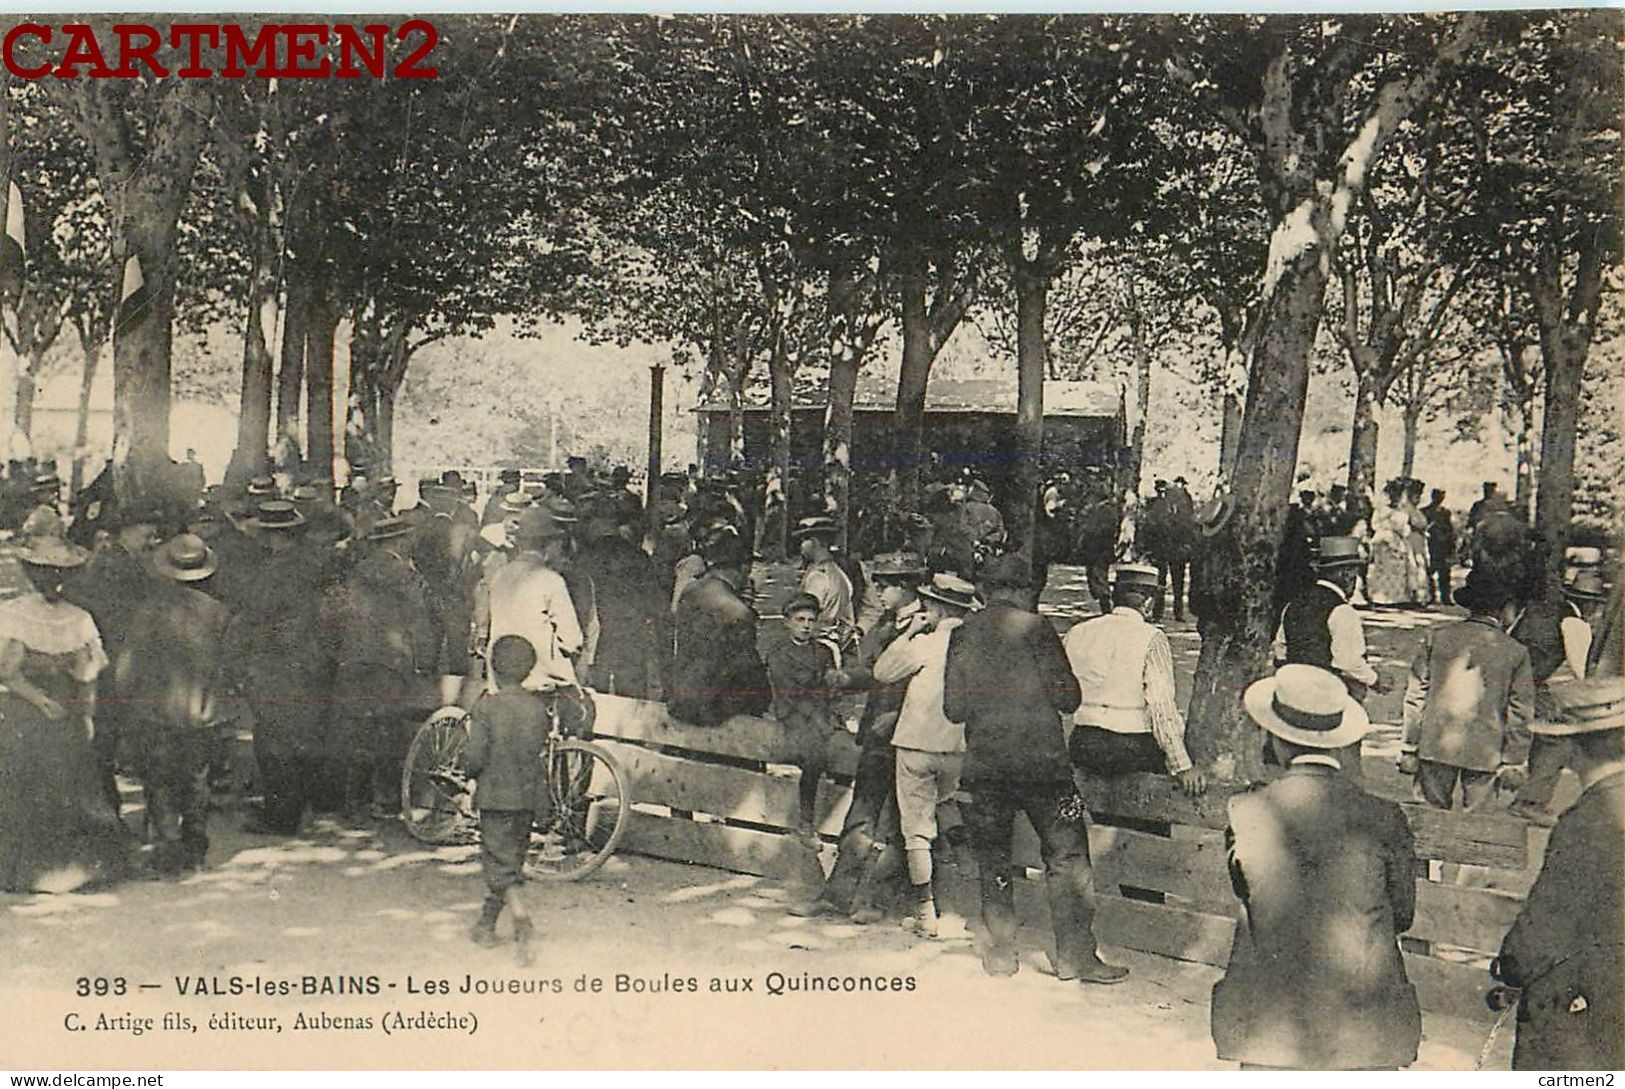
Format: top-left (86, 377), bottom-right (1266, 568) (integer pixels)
top-left (795, 515), bottom-right (856, 647)
top-left (1272, 536), bottom-right (1387, 778)
top-left (1064, 564), bottom-right (1206, 797)
top-left (478, 506), bottom-right (583, 690)
top-left (873, 572), bottom-right (976, 938)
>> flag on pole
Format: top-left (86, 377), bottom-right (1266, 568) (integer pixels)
top-left (115, 253), bottom-right (149, 336)
top-left (0, 181), bottom-right (25, 301)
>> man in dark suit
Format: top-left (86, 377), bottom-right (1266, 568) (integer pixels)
top-left (667, 529), bottom-right (770, 727)
top-left (1213, 664), bottom-right (1421, 1070)
top-left (1493, 676), bottom-right (1625, 1071)
top-left (942, 554), bottom-right (1125, 984)
top-left (1423, 488), bottom-right (1456, 606)
top-left (1272, 535), bottom-right (1385, 777)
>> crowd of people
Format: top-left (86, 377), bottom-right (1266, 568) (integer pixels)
top-left (0, 451), bottom-right (1618, 1070)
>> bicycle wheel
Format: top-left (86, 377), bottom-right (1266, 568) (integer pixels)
top-left (527, 738), bottom-right (630, 881)
top-left (400, 706), bottom-right (478, 845)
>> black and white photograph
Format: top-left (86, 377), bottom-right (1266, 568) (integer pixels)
top-left (0, 10), bottom-right (1619, 1073)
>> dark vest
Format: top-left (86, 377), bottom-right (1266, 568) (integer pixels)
top-left (1280, 582), bottom-right (1344, 671)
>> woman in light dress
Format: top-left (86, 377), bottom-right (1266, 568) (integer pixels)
top-left (0, 533), bottom-right (127, 893)
top-left (1402, 478), bottom-right (1431, 603)
top-left (1366, 479), bottom-right (1414, 607)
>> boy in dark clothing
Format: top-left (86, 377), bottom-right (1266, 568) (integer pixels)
top-left (462, 635), bottom-right (549, 965)
top-left (765, 592), bottom-right (849, 849)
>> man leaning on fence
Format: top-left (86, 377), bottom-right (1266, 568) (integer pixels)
top-left (1064, 563), bottom-right (1205, 797)
top-left (943, 553), bottom-right (1126, 985)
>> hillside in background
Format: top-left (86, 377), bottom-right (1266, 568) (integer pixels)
top-left (3, 312), bottom-right (1618, 526)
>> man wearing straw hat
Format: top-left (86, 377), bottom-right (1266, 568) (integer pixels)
top-left (872, 572), bottom-right (977, 938)
top-left (1212, 664), bottom-right (1421, 1070)
top-left (115, 534), bottom-right (229, 874)
top-left (1509, 553), bottom-right (1611, 823)
top-left (1491, 675), bottom-right (1625, 1070)
top-left (1064, 563), bottom-right (1205, 796)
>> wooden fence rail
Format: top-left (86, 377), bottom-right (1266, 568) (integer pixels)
top-left (588, 693), bottom-right (1540, 1024)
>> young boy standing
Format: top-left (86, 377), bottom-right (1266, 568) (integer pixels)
top-left (766, 591), bottom-right (849, 848)
top-left (463, 634), bottom-right (549, 965)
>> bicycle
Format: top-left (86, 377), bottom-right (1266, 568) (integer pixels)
top-left (399, 683), bottom-right (631, 881)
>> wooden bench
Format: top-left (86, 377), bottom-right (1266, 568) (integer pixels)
top-left (589, 692), bottom-right (1537, 1024)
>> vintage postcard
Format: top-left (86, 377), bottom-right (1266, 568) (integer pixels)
top-left (0, 9), bottom-right (1619, 1074)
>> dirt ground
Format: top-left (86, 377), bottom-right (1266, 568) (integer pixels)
top-left (1, 566), bottom-right (1524, 1071)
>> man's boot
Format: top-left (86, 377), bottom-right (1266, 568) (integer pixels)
top-left (848, 848), bottom-right (887, 924)
top-left (470, 897), bottom-right (503, 947)
top-left (902, 882), bottom-right (938, 938)
top-left (513, 918), bottom-right (536, 967)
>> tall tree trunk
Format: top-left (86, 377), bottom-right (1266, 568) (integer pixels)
top-left (276, 267), bottom-right (309, 458)
top-left (375, 383), bottom-right (397, 477)
top-left (1513, 398), bottom-right (1535, 519)
top-left (1219, 388), bottom-right (1244, 483)
top-left (79, 87), bottom-right (212, 501)
top-left (896, 278), bottom-right (932, 513)
top-left (767, 338), bottom-right (793, 556)
top-left (227, 195), bottom-right (280, 486)
top-left (1532, 264), bottom-right (1601, 595)
top-left (1400, 404), bottom-right (1421, 479)
top-left (13, 360), bottom-right (37, 440)
top-left (824, 350), bottom-right (858, 551)
top-left (1346, 373), bottom-right (1381, 502)
top-left (112, 232), bottom-right (182, 498)
top-left (1126, 318), bottom-right (1153, 494)
top-left (304, 276), bottom-right (338, 482)
top-left (1186, 259), bottom-right (1327, 781)
top-left (69, 341), bottom-right (99, 500)
top-left (1012, 260), bottom-right (1048, 562)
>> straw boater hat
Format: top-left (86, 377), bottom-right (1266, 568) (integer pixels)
top-left (246, 476), bottom-right (278, 497)
top-left (248, 500), bottom-right (305, 532)
top-left (152, 534), bottom-right (217, 582)
top-left (869, 551), bottom-right (927, 578)
top-left (500, 490), bottom-right (535, 514)
top-left (1111, 563), bottom-right (1161, 592)
top-left (1196, 492), bottom-right (1234, 537)
top-left (1312, 536), bottom-right (1365, 569)
top-left (1536, 677), bottom-right (1625, 736)
top-left (541, 495), bottom-right (579, 525)
top-left (792, 515), bottom-right (839, 541)
top-left (18, 535), bottom-right (90, 569)
top-left (1564, 569), bottom-right (1609, 602)
top-left (1244, 664), bottom-right (1371, 749)
top-left (917, 572), bottom-right (978, 611)
top-left (366, 516), bottom-right (413, 543)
